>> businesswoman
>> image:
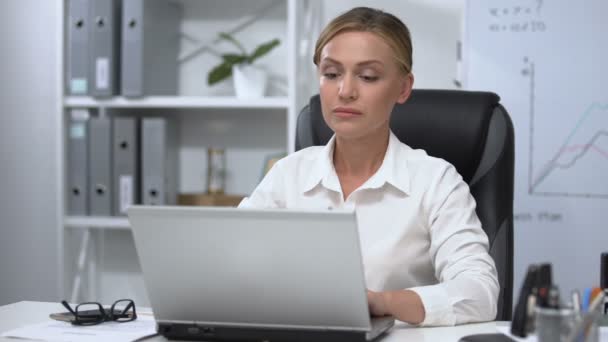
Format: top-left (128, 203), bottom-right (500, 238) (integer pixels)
top-left (239, 7), bottom-right (499, 326)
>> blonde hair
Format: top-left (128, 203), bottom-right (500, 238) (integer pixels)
top-left (313, 7), bottom-right (413, 75)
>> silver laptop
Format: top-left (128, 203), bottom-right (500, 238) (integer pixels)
top-left (127, 205), bottom-right (394, 341)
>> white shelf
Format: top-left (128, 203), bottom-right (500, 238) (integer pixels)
top-left (59, 0), bottom-right (313, 303)
top-left (65, 216), bottom-right (131, 230)
top-left (64, 96), bottom-right (290, 109)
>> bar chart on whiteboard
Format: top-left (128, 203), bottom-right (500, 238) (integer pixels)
top-left (462, 0), bottom-right (607, 298)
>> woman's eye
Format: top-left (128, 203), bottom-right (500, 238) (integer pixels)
top-left (323, 73), bottom-right (338, 79)
top-left (360, 75), bottom-right (379, 82)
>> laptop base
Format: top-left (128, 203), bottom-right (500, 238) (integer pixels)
top-left (158, 323), bottom-right (388, 342)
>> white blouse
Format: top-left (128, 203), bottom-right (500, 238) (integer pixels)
top-left (239, 131), bottom-right (499, 326)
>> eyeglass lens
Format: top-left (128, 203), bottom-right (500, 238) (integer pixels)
top-left (110, 299), bottom-right (137, 322)
top-left (75, 302), bottom-right (106, 325)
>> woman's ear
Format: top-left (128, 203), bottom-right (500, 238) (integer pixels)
top-left (396, 73), bottom-right (414, 104)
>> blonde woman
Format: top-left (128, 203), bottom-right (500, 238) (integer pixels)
top-left (240, 7), bottom-right (499, 326)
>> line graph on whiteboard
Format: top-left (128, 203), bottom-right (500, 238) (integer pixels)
top-left (523, 58), bottom-right (608, 198)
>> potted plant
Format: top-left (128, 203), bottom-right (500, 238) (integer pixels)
top-left (207, 32), bottom-right (280, 98)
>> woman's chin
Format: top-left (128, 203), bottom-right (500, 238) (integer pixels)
top-left (332, 127), bottom-right (368, 141)
top-left (331, 123), bottom-right (390, 142)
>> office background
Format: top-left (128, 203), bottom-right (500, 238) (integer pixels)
top-left (0, 0), bottom-right (605, 313)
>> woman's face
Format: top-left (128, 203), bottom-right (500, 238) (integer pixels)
top-left (318, 31), bottom-right (413, 141)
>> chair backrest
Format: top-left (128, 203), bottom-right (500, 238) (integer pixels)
top-left (295, 89), bottom-right (514, 321)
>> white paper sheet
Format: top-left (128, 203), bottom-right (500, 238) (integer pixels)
top-left (1, 313), bottom-right (157, 342)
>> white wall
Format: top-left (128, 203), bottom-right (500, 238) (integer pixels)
top-left (0, 0), bottom-right (61, 305)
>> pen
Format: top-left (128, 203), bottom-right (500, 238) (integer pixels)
top-left (590, 287), bottom-right (603, 316)
top-left (565, 291), bottom-right (605, 342)
top-left (582, 288), bottom-right (592, 312)
top-left (571, 290), bottom-right (581, 315)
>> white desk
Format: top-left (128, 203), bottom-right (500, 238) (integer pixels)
top-left (0, 301), bottom-right (507, 341)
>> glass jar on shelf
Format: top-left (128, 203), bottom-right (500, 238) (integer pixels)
top-left (206, 148), bottom-right (226, 195)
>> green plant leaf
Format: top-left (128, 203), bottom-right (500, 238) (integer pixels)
top-left (248, 39), bottom-right (280, 64)
top-left (218, 32), bottom-right (247, 55)
top-left (207, 61), bottom-right (233, 85)
top-left (222, 54), bottom-right (247, 65)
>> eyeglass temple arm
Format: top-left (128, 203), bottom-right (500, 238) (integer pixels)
top-left (61, 300), bottom-right (77, 316)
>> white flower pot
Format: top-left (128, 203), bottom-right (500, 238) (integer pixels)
top-left (232, 64), bottom-right (268, 98)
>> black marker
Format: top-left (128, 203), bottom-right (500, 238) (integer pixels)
top-left (535, 263), bottom-right (552, 308)
top-left (537, 263), bottom-right (552, 287)
top-left (601, 252), bottom-right (607, 314)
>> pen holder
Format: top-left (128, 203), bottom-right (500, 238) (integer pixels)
top-left (599, 314), bottom-right (608, 327)
top-left (535, 307), bottom-right (599, 342)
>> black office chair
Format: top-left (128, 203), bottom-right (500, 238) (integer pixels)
top-left (295, 89), bottom-right (514, 321)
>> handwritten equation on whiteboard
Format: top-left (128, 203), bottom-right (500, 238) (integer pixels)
top-left (487, 0), bottom-right (547, 33)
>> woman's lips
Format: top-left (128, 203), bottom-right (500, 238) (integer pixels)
top-left (333, 107), bottom-right (363, 118)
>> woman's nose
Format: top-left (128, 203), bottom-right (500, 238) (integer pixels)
top-left (338, 75), bottom-right (358, 100)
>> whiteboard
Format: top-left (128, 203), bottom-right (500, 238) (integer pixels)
top-left (462, 0), bottom-right (607, 304)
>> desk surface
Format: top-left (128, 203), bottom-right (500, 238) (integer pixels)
top-left (0, 301), bottom-right (506, 342)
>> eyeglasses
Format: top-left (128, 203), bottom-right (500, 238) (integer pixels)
top-left (59, 299), bottom-right (137, 325)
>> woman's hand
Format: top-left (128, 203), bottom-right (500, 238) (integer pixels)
top-left (367, 290), bottom-right (390, 316)
top-left (366, 289), bottom-right (426, 325)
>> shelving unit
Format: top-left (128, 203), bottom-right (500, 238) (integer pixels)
top-left (58, 0), bottom-right (322, 305)
top-left (65, 217), bottom-right (130, 230)
top-left (64, 96), bottom-right (290, 109)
